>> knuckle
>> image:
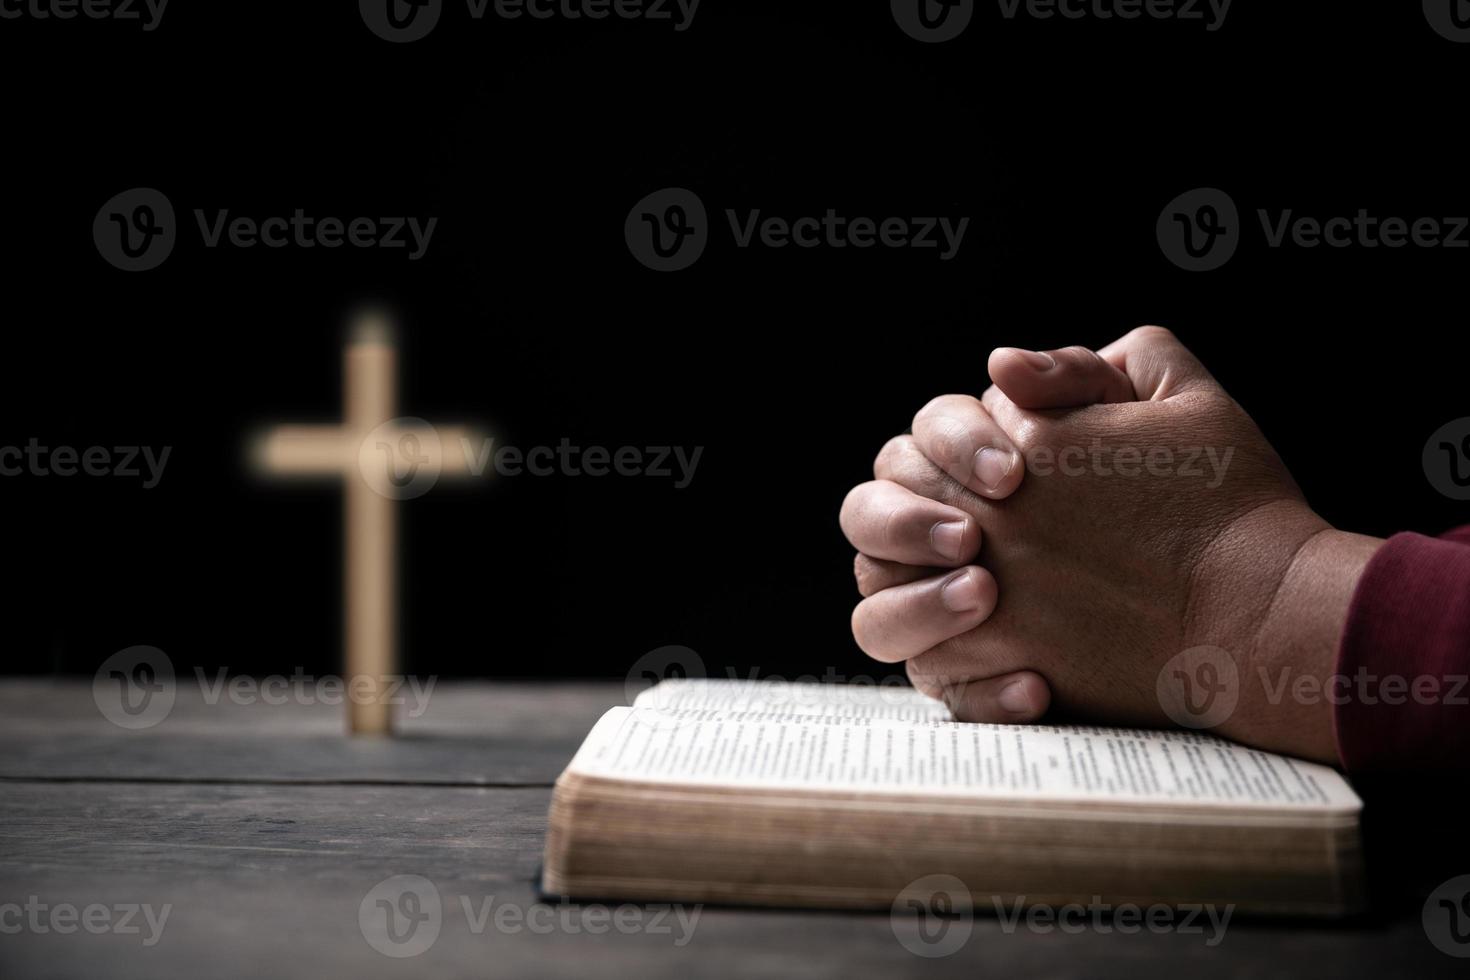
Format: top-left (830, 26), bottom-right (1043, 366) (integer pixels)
top-left (874, 434), bottom-right (915, 476)
top-left (1057, 345), bottom-right (1102, 373)
top-left (913, 394), bottom-right (966, 430)
top-left (838, 484), bottom-right (869, 535)
top-left (927, 415), bottom-right (980, 467)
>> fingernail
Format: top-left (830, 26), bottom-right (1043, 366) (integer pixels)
top-left (998, 680), bottom-right (1032, 714)
top-left (930, 520), bottom-right (967, 562)
top-left (940, 569), bottom-right (983, 613)
top-left (973, 447), bottom-right (1016, 490)
top-left (1015, 348), bottom-right (1055, 370)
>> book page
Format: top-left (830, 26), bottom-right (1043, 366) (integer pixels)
top-left (633, 678), bottom-right (952, 723)
top-left (570, 704), bottom-right (1361, 812)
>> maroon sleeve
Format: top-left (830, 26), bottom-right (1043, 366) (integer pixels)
top-left (1333, 526), bottom-right (1470, 771)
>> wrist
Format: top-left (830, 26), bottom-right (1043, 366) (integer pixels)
top-left (1234, 526), bottom-right (1384, 764)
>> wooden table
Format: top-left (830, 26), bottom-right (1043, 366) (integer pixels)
top-left (0, 680), bottom-right (1462, 978)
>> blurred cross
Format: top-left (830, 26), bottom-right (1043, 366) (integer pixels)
top-left (249, 312), bottom-right (483, 735)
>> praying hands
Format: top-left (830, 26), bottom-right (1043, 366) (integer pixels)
top-left (840, 326), bottom-right (1388, 765)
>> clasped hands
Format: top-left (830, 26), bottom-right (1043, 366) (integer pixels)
top-left (840, 326), bottom-right (1380, 764)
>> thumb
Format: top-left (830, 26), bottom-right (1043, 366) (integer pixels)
top-left (987, 344), bottom-right (1136, 410)
top-left (986, 326), bottom-right (1216, 410)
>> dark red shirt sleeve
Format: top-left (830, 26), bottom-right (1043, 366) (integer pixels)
top-left (1333, 525), bottom-right (1470, 771)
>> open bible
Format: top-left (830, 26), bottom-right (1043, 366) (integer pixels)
top-left (542, 680), bottom-right (1364, 916)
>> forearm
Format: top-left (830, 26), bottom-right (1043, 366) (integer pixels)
top-left (1241, 524), bottom-right (1470, 770)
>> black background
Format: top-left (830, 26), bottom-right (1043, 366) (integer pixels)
top-left (1, 1), bottom-right (1466, 685)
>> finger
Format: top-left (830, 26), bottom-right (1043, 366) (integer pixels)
top-left (840, 480), bottom-right (981, 566)
top-left (987, 345), bottom-right (1136, 410)
top-left (874, 435), bottom-right (992, 515)
top-left (851, 566), bottom-right (998, 664)
top-left (911, 394), bottom-right (1024, 500)
top-left (979, 383), bottom-right (1023, 431)
top-left (907, 665), bottom-right (1051, 724)
top-left (854, 553), bottom-right (936, 598)
top-left (1096, 325), bottom-right (1216, 401)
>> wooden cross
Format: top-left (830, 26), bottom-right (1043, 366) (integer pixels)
top-left (249, 313), bottom-right (482, 735)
